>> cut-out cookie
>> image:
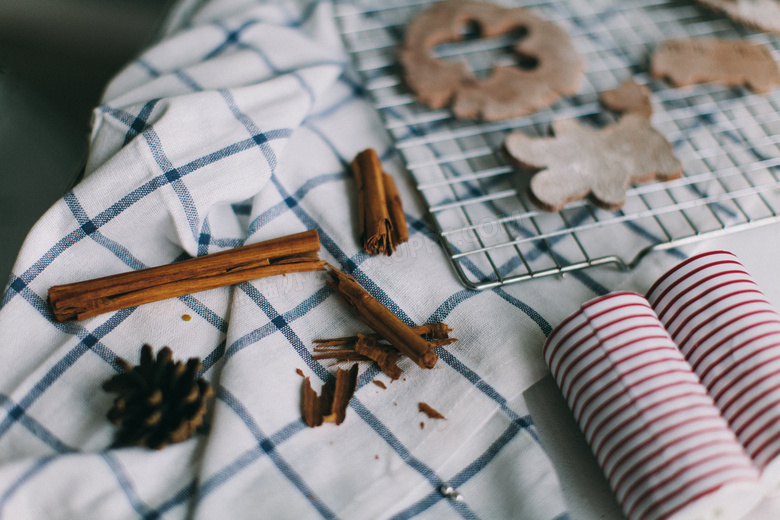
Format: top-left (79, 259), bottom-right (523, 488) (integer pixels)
top-left (504, 114), bottom-right (682, 212)
top-left (696, 0), bottom-right (780, 35)
top-left (651, 39), bottom-right (780, 93)
top-left (399, 0), bottom-right (583, 121)
top-left (600, 79), bottom-right (652, 118)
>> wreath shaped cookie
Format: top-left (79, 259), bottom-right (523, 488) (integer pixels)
top-left (399, 0), bottom-right (583, 121)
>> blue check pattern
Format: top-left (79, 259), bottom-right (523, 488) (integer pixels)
top-left (0, 0), bottom-right (711, 519)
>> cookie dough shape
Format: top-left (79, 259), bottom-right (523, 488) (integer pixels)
top-left (696, 0), bottom-right (780, 35)
top-left (504, 114), bottom-right (682, 211)
top-left (600, 79), bottom-right (653, 118)
top-left (651, 39), bottom-right (780, 93)
top-left (399, 0), bottom-right (583, 121)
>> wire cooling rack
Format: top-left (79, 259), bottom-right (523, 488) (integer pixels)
top-left (334, 0), bottom-right (780, 289)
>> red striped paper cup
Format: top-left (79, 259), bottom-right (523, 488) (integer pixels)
top-left (545, 292), bottom-right (762, 520)
top-left (647, 250), bottom-right (780, 490)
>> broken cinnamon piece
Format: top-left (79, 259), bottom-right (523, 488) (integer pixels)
top-left (325, 265), bottom-right (438, 369)
top-left (355, 334), bottom-right (403, 380)
top-left (302, 377), bottom-right (325, 427)
top-left (352, 149), bottom-right (409, 255)
top-left (324, 364), bottom-right (358, 425)
top-left (382, 172), bottom-right (409, 248)
top-left (418, 402), bottom-right (446, 420)
top-left (312, 332), bottom-right (455, 378)
top-left (301, 364), bottom-right (359, 427)
top-left (313, 323), bottom-right (454, 348)
top-left (373, 380), bottom-right (387, 390)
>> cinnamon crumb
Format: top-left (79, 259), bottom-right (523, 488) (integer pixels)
top-left (296, 368), bottom-right (305, 377)
top-left (418, 402), bottom-right (446, 420)
top-left (372, 380), bottom-right (387, 389)
top-left (375, 455), bottom-right (379, 460)
top-left (420, 421), bottom-right (425, 430)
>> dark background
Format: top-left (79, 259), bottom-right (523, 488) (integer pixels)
top-left (0, 0), bottom-right (172, 285)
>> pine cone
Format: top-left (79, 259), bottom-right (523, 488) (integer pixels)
top-left (102, 344), bottom-right (214, 450)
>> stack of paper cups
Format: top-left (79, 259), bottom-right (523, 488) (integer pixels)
top-left (648, 250), bottom-right (780, 491)
top-left (545, 292), bottom-right (762, 520)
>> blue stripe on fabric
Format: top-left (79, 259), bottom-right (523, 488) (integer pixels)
top-left (246, 171), bottom-right (345, 237)
top-left (123, 99), bottom-right (160, 147)
top-left (230, 283), bottom-right (330, 381)
top-left (434, 350), bottom-right (536, 441)
top-left (0, 457), bottom-right (57, 513)
top-left (198, 217), bottom-right (212, 257)
top-left (136, 59), bottom-right (162, 79)
top-left (303, 73), bottom-right (366, 123)
top-left (0, 308), bottom-right (134, 440)
top-left (142, 128), bottom-right (202, 242)
top-left (217, 89), bottom-right (283, 172)
top-left (349, 398), bottom-right (481, 520)
top-left (64, 193), bottom-right (149, 271)
top-left (0, 395), bottom-right (75, 454)
top-left (151, 421), bottom-right (312, 516)
top-left (205, 20), bottom-right (259, 60)
top-left (280, 0), bottom-right (324, 28)
top-left (102, 453), bottom-right (162, 520)
top-left (177, 294), bottom-right (229, 333)
top-left (390, 417), bottom-right (532, 520)
top-left (213, 387), bottom-right (338, 519)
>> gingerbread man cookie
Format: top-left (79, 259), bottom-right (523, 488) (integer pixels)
top-left (504, 114), bottom-right (682, 211)
top-left (651, 39), bottom-right (780, 93)
top-left (399, 0), bottom-right (583, 121)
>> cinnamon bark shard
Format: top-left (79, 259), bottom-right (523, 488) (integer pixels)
top-left (302, 364), bottom-right (358, 428)
top-left (418, 402), bottom-right (446, 420)
top-left (355, 334), bottom-right (404, 380)
top-left (313, 323), bottom-right (456, 380)
top-left (351, 149), bottom-right (409, 256)
top-left (325, 265), bottom-right (438, 369)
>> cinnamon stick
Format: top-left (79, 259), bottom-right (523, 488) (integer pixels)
top-left (325, 265), bottom-right (438, 369)
top-left (352, 148), bottom-right (409, 255)
top-left (49, 230), bottom-right (325, 322)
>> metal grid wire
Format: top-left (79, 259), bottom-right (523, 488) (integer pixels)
top-left (334, 0), bottom-right (780, 289)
